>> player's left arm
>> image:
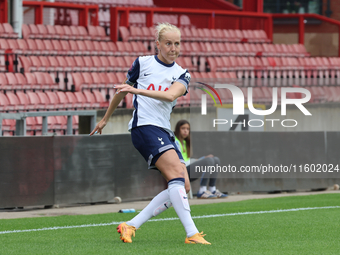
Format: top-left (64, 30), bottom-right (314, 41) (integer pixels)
top-left (115, 70), bottom-right (190, 102)
top-left (115, 82), bottom-right (186, 102)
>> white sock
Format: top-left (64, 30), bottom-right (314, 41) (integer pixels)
top-left (208, 186), bottom-right (216, 193)
top-left (168, 178), bottom-right (198, 237)
top-left (198, 186), bottom-right (207, 194)
top-left (126, 190), bottom-right (171, 228)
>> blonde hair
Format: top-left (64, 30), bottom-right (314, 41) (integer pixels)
top-left (155, 22), bottom-right (181, 43)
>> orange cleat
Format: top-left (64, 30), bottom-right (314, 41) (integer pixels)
top-left (116, 222), bottom-right (137, 243)
top-left (185, 231), bottom-right (211, 245)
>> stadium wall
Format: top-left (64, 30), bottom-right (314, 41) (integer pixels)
top-left (1, 132), bottom-right (339, 208)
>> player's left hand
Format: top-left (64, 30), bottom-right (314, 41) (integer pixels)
top-left (114, 84), bottom-right (138, 94)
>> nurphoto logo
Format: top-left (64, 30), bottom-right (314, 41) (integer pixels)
top-left (197, 83), bottom-right (312, 129)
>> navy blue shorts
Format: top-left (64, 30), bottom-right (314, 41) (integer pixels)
top-left (131, 125), bottom-right (184, 169)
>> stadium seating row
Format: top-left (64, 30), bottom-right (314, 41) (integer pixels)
top-left (0, 72), bottom-right (58, 91)
top-left (99, 12), bottom-right (190, 28)
top-left (17, 55), bottom-right (137, 74)
top-left (0, 39), bottom-right (149, 57)
top-left (206, 56), bottom-right (340, 79)
top-left (22, 24), bottom-right (110, 42)
top-left (119, 26), bottom-right (270, 43)
top-left (2, 115), bottom-right (79, 136)
top-left (12, 55), bottom-right (340, 90)
top-left (180, 42), bottom-right (309, 58)
top-left (0, 71), bottom-right (128, 92)
top-left (0, 90), bottom-right (110, 112)
top-left (2, 38), bottom-right (308, 59)
top-left (1, 82), bottom-right (339, 114)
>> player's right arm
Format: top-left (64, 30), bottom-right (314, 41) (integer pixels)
top-left (89, 79), bottom-right (128, 135)
top-left (90, 58), bottom-right (140, 135)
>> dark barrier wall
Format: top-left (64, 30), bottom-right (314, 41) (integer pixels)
top-left (53, 135), bottom-right (166, 205)
top-left (0, 137), bottom-right (55, 208)
top-left (0, 132), bottom-right (339, 208)
top-left (0, 135), bottom-right (166, 208)
top-left (190, 132), bottom-right (340, 193)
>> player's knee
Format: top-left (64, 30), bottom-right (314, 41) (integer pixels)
top-left (170, 164), bottom-right (186, 178)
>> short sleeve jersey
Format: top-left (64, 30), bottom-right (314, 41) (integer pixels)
top-left (126, 55), bottom-right (190, 132)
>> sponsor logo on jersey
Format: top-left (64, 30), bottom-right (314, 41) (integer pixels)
top-left (147, 84), bottom-right (169, 91)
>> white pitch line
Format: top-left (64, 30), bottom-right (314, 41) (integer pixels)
top-left (1, 206), bottom-right (339, 235)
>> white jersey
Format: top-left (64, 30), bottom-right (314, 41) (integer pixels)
top-left (126, 55), bottom-right (190, 132)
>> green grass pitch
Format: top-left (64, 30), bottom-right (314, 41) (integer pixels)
top-left (1, 193), bottom-right (339, 255)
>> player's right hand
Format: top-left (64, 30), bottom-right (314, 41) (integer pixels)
top-left (89, 119), bottom-right (107, 136)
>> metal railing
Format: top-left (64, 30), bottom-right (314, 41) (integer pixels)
top-left (0, 110), bottom-right (97, 136)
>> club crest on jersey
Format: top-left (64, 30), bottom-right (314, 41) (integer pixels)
top-left (171, 76), bottom-right (177, 84)
top-left (158, 137), bottom-right (164, 145)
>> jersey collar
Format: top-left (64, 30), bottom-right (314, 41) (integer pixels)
top-left (154, 55), bottom-right (175, 67)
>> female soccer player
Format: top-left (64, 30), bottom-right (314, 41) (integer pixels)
top-left (174, 120), bottom-right (228, 199)
top-left (90, 23), bottom-right (210, 245)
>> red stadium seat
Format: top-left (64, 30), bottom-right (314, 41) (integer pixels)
top-left (19, 56), bottom-right (34, 72)
top-left (119, 26), bottom-right (130, 42)
top-left (2, 23), bottom-right (18, 39)
top-left (30, 56), bottom-right (44, 72)
top-left (70, 26), bottom-right (82, 40)
top-left (63, 25), bottom-right (74, 40)
top-left (46, 25), bottom-right (60, 40)
top-left (81, 72), bottom-right (97, 89)
top-left (74, 91), bottom-right (90, 109)
top-left (92, 90), bottom-right (109, 108)
top-left (0, 92), bottom-right (12, 112)
top-left (77, 26), bottom-right (91, 41)
top-left (56, 91), bottom-right (72, 109)
top-left (17, 39), bottom-right (30, 55)
top-left (83, 56), bottom-right (96, 72)
top-left (28, 24), bottom-right (43, 39)
top-left (54, 25), bottom-right (68, 40)
top-left (93, 41), bottom-right (104, 55)
top-left (99, 41), bottom-right (114, 56)
top-left (65, 91), bottom-right (81, 109)
top-left (141, 26), bottom-right (153, 41)
top-left (77, 40), bottom-right (90, 55)
top-left (99, 56), bottom-right (113, 72)
top-left (26, 91), bottom-right (44, 110)
top-left (91, 72), bottom-right (105, 90)
top-left (45, 91), bottom-right (64, 110)
top-left (129, 26), bottom-right (143, 41)
top-left (95, 26), bottom-right (110, 41)
top-left (91, 56), bottom-right (104, 72)
top-left (37, 24), bottom-right (50, 40)
top-left (73, 56), bottom-right (89, 72)
top-left (87, 25), bottom-right (101, 41)
top-left (36, 91), bottom-right (53, 110)
top-left (5, 92), bottom-right (24, 111)
top-left (71, 72), bottom-right (86, 91)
